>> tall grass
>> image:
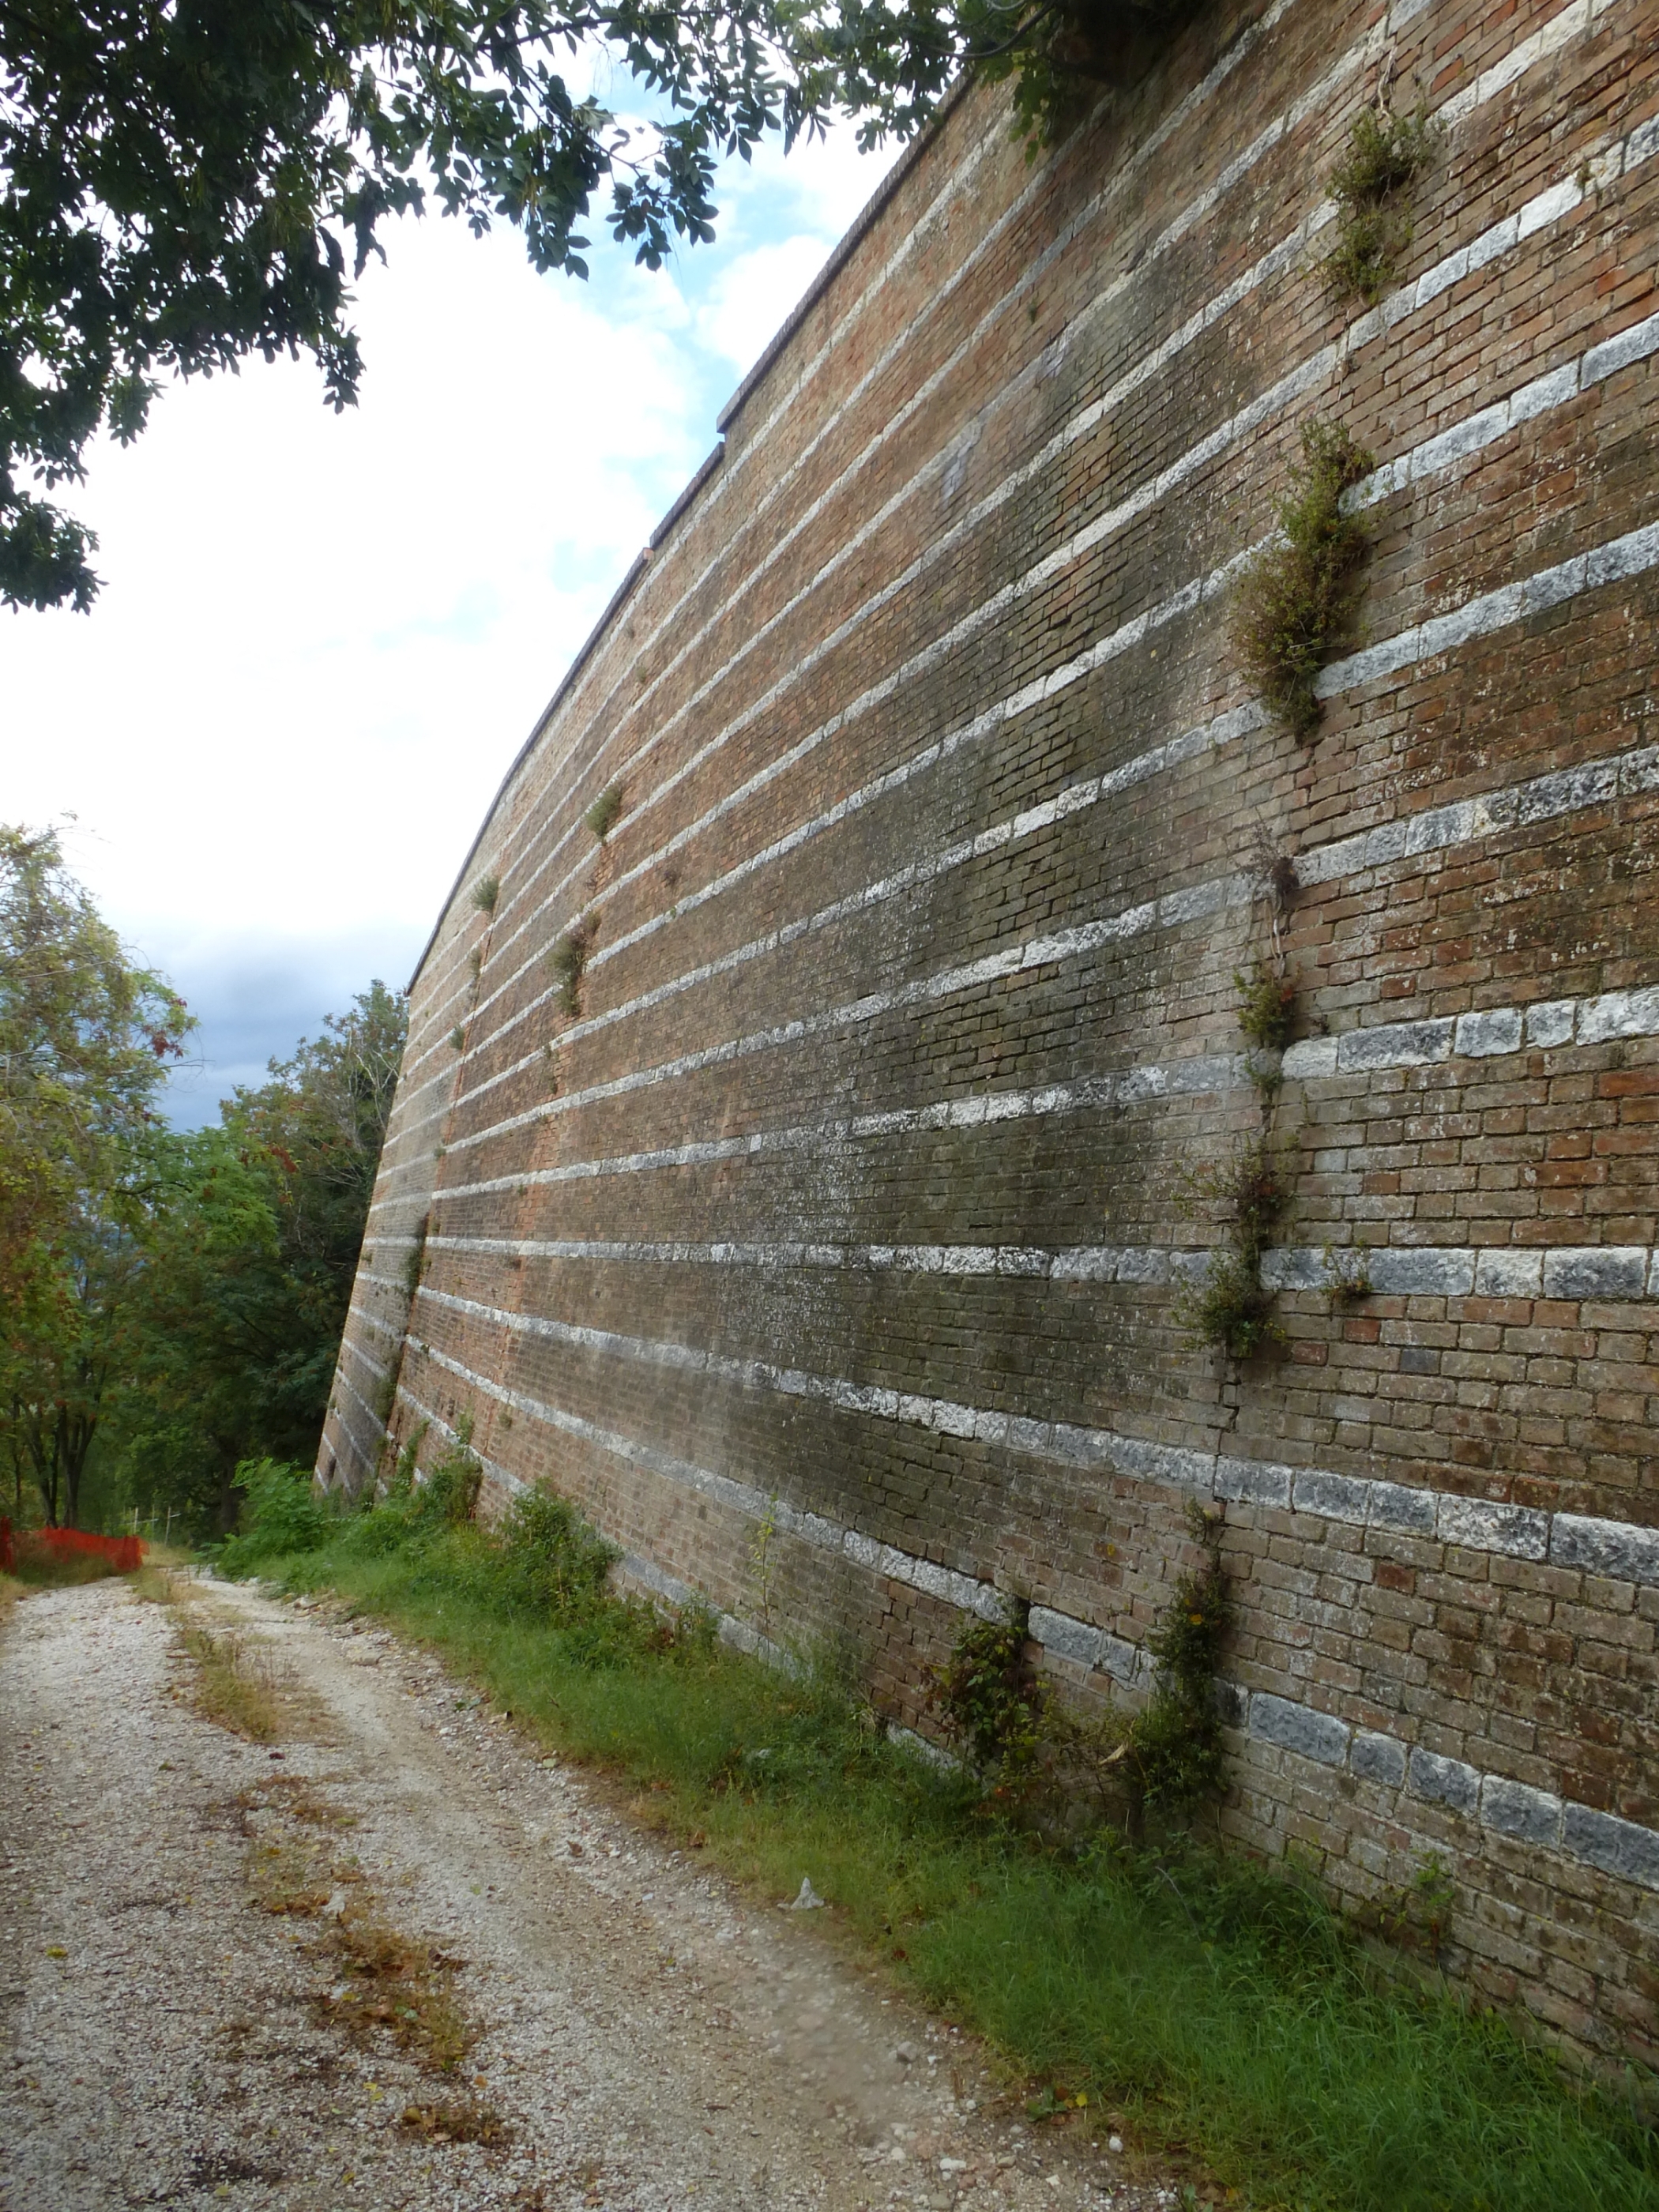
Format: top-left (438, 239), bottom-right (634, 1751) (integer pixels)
top-left (220, 1459), bottom-right (1659, 2212)
top-left (11, 1544), bottom-right (122, 1587)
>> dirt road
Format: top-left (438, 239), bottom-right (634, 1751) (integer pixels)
top-left (0, 1578), bottom-right (1164, 2212)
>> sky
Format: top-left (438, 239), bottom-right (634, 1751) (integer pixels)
top-left (4, 102), bottom-right (898, 1125)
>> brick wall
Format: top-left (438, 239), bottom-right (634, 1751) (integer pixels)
top-left (321, 0), bottom-right (1659, 2056)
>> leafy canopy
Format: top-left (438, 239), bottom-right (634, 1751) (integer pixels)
top-left (111, 980), bottom-right (409, 1534)
top-left (0, 822), bottom-right (190, 1311)
top-left (0, 822), bottom-right (190, 1525)
top-left (1, 0), bottom-right (1203, 611)
top-left (0, 826), bottom-right (406, 1533)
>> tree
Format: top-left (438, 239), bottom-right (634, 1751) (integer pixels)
top-left (3, 1201), bottom-right (145, 1529)
top-left (110, 983), bottom-right (408, 1532)
top-left (812, 0), bottom-right (1203, 152)
top-left (0, 822), bottom-right (190, 1523)
top-left (0, 823), bottom-right (190, 1315)
top-left (0, 836), bottom-right (403, 1531)
top-left (0, 0), bottom-right (1200, 611)
top-left (0, 0), bottom-right (812, 612)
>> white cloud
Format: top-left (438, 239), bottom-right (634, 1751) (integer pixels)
top-left (695, 235), bottom-right (845, 373)
top-left (2, 118), bottom-right (899, 1123)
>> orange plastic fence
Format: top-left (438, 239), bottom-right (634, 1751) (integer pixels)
top-left (6, 1522), bottom-right (145, 1573)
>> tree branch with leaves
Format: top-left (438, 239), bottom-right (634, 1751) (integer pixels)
top-left (2, 0), bottom-right (1209, 610)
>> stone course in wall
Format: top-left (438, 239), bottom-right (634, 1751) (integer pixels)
top-left (322, 0), bottom-right (1659, 2057)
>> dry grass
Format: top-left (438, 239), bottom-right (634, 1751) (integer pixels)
top-left (233, 1770), bottom-right (474, 2080)
top-left (132, 1559), bottom-right (189, 1605)
top-left (149, 1568), bottom-right (325, 1743)
top-left (399, 2098), bottom-right (507, 2145)
top-left (256, 1772), bottom-right (358, 1830)
top-left (242, 1774), bottom-right (361, 1913)
top-left (318, 1905), bottom-right (472, 2073)
top-left (246, 1832), bottom-right (340, 1917)
top-left (179, 1620), bottom-right (288, 1742)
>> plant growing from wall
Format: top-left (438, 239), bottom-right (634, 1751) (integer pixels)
top-left (373, 1344), bottom-right (404, 1426)
top-left (549, 916), bottom-right (599, 1018)
top-left (1326, 101), bottom-right (1437, 306)
top-left (748, 1492), bottom-right (780, 1636)
top-left (382, 1420), bottom-right (428, 1503)
top-left (1235, 961), bottom-right (1298, 1054)
top-left (370, 1214), bottom-right (431, 1443)
top-left (931, 1603), bottom-right (1044, 1785)
top-left (416, 1417), bottom-right (483, 1526)
top-left (1366, 1854), bottom-right (1456, 1964)
top-left (932, 1508), bottom-right (1232, 1826)
top-left (401, 1214), bottom-right (430, 1303)
top-left (1127, 1503), bottom-right (1231, 1812)
top-left (1232, 421), bottom-right (1374, 739)
top-left (1323, 1244), bottom-right (1374, 1306)
top-left (471, 874), bottom-right (500, 916)
top-left (1177, 831), bottom-right (1305, 1363)
top-left (1173, 1136), bottom-right (1288, 1360)
top-left (585, 784), bottom-right (624, 843)
top-left (449, 1025), bottom-right (466, 1054)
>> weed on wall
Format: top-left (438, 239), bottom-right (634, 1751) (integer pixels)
top-left (549, 916), bottom-right (599, 1018)
top-left (1326, 102), bottom-right (1438, 305)
top-left (1173, 1135), bottom-right (1289, 1360)
top-left (927, 1507), bottom-right (1229, 1834)
top-left (1232, 421), bottom-right (1373, 739)
top-left (585, 784), bottom-right (624, 843)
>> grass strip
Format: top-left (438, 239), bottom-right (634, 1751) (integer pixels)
top-left (220, 1464), bottom-right (1659, 2212)
top-left (143, 1557), bottom-right (308, 1742)
top-left (9, 1547), bottom-right (122, 1589)
top-left (176, 1618), bottom-right (288, 1742)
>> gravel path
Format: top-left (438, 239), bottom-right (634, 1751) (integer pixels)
top-left (0, 1578), bottom-right (1176, 2212)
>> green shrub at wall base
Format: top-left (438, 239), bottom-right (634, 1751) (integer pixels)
top-left (930, 1612), bottom-right (1044, 1780)
top-left (218, 1459), bottom-right (330, 1574)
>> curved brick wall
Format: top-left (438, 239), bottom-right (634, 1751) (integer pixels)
top-left (321, 0), bottom-right (1659, 2055)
